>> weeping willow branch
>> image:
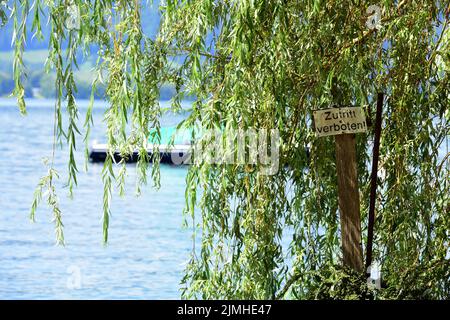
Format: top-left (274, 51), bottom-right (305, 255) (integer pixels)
top-left (9, 0), bottom-right (450, 300)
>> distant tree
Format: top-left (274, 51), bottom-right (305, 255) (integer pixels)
top-left (8, 0), bottom-right (450, 299)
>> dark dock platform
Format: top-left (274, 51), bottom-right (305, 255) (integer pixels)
top-left (89, 142), bottom-right (191, 164)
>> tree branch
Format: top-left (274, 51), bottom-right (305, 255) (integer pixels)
top-left (275, 272), bottom-right (302, 300)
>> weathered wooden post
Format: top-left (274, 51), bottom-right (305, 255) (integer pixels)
top-left (335, 133), bottom-right (363, 272)
top-left (313, 106), bottom-right (367, 272)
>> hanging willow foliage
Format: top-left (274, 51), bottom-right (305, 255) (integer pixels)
top-left (6, 0), bottom-right (450, 299)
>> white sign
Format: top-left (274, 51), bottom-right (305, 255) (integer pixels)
top-left (313, 106), bottom-right (367, 137)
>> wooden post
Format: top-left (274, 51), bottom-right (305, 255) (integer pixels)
top-left (335, 133), bottom-right (363, 272)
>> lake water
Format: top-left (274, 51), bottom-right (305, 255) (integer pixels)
top-left (0, 99), bottom-right (193, 299)
top-left (0, 99), bottom-right (448, 300)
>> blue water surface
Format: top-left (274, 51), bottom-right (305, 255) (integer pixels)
top-left (0, 99), bottom-right (193, 299)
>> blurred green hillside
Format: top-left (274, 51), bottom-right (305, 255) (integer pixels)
top-left (0, 1), bottom-right (179, 100)
top-left (0, 49), bottom-right (104, 99)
